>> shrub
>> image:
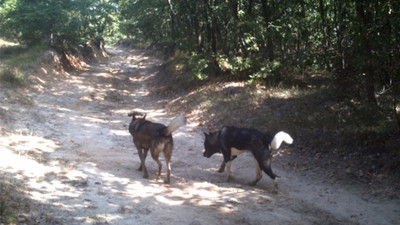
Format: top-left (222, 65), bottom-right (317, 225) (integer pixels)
top-left (0, 69), bottom-right (24, 86)
top-left (185, 52), bottom-right (209, 80)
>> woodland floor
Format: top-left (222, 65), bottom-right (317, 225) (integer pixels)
top-left (0, 46), bottom-right (399, 225)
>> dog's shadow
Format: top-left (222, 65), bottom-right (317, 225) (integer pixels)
top-left (204, 170), bottom-right (282, 195)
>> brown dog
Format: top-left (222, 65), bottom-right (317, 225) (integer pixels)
top-left (128, 112), bottom-right (186, 183)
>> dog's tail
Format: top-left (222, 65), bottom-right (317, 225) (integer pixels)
top-left (165, 115), bottom-right (187, 136)
top-left (270, 131), bottom-right (293, 150)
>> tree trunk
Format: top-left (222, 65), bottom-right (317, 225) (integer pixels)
top-left (204, 0), bottom-right (216, 54)
top-left (230, 0), bottom-right (247, 57)
top-left (356, 1), bottom-right (377, 104)
top-left (195, 17), bottom-right (204, 53)
top-left (319, 0), bottom-right (331, 71)
top-left (334, 0), bottom-right (345, 76)
top-left (203, 0), bottom-right (212, 52)
top-left (261, 0), bottom-right (275, 61)
top-left (247, 0), bottom-right (254, 15)
top-left (189, 1), bottom-right (203, 53)
top-left (168, 0), bottom-right (176, 41)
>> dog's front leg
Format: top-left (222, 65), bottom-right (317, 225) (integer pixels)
top-left (226, 161), bottom-right (232, 182)
top-left (249, 159), bottom-right (262, 186)
top-left (137, 148), bottom-right (149, 178)
top-left (218, 160), bottom-right (225, 173)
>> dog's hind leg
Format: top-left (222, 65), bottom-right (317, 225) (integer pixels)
top-left (137, 148), bottom-right (149, 178)
top-left (249, 159), bottom-right (262, 186)
top-left (151, 152), bottom-right (162, 181)
top-left (164, 158), bottom-right (171, 184)
top-left (163, 142), bottom-right (173, 184)
top-left (137, 148), bottom-right (149, 171)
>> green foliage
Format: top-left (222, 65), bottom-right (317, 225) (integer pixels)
top-left (114, 0), bottom-right (400, 127)
top-left (0, 0), bottom-right (399, 126)
top-left (117, 0), bottom-right (169, 43)
top-left (185, 52), bottom-right (209, 81)
top-left (0, 0), bottom-right (117, 48)
top-left (217, 55), bottom-right (252, 78)
top-left (249, 60), bottom-right (281, 82)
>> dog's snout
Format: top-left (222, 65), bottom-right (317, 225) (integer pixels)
top-left (203, 151), bottom-right (211, 158)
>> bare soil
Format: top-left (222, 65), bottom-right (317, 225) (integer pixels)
top-left (0, 47), bottom-right (399, 225)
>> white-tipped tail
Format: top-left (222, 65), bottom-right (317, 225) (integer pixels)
top-left (270, 131), bottom-right (293, 150)
top-left (165, 115), bottom-right (187, 136)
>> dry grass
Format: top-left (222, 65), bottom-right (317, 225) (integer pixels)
top-left (0, 44), bottom-right (46, 71)
top-left (0, 41), bottom-right (48, 88)
top-left (0, 177), bottom-right (31, 224)
top-left (0, 69), bottom-right (25, 87)
top-left (0, 39), bottom-right (18, 48)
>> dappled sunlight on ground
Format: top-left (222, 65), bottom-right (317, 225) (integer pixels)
top-left (0, 46), bottom-right (399, 225)
top-left (0, 136), bottom-right (57, 178)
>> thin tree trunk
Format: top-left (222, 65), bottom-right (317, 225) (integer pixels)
top-left (230, 0), bottom-right (247, 57)
top-left (261, 0), bottom-right (275, 61)
top-left (319, 0), bottom-right (331, 71)
top-left (204, 0), bottom-right (216, 54)
top-left (247, 0), bottom-right (254, 15)
top-left (356, 1), bottom-right (377, 104)
top-left (168, 0), bottom-right (176, 41)
top-left (334, 0), bottom-right (345, 76)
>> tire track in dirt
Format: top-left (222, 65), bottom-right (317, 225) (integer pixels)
top-left (0, 47), bottom-right (399, 225)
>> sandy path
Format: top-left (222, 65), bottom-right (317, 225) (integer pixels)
top-left (0, 47), bottom-right (399, 225)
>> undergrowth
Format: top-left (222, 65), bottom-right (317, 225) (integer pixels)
top-left (0, 69), bottom-right (25, 86)
top-left (0, 179), bottom-right (31, 224)
top-left (155, 52), bottom-right (400, 189)
top-left (0, 42), bottom-right (48, 86)
top-left (0, 44), bottom-right (47, 71)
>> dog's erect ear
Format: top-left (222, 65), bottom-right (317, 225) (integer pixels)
top-left (128, 111), bottom-right (143, 119)
top-left (128, 112), bottom-right (135, 118)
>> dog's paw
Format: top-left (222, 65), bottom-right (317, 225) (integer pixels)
top-left (137, 163), bottom-right (144, 171)
top-left (273, 179), bottom-right (279, 189)
top-left (248, 181), bottom-right (257, 186)
top-left (249, 177), bottom-right (262, 186)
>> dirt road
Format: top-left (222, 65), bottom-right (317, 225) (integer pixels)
top-left (0, 47), bottom-right (399, 225)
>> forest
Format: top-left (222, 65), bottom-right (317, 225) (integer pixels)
top-left (1, 1), bottom-right (400, 224)
top-left (1, 0), bottom-right (399, 117)
top-left (1, 1), bottom-right (399, 173)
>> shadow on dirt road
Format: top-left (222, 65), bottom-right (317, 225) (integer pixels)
top-left (0, 47), bottom-right (399, 225)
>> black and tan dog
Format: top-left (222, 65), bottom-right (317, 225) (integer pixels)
top-left (203, 126), bottom-right (293, 186)
top-left (128, 111), bottom-right (186, 183)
